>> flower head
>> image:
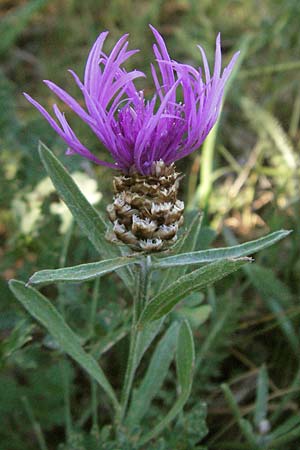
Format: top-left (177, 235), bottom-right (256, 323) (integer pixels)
top-left (25, 26), bottom-right (239, 175)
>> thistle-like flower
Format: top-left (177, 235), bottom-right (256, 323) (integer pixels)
top-left (25, 26), bottom-right (239, 251)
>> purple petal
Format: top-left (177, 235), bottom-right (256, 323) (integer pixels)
top-left (25, 27), bottom-right (239, 175)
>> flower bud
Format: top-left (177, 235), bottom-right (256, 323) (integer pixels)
top-left (107, 161), bottom-right (184, 251)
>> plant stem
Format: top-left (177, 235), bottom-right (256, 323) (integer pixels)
top-left (118, 256), bottom-right (151, 424)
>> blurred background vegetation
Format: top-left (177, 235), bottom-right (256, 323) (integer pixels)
top-left (0, 0), bottom-right (300, 449)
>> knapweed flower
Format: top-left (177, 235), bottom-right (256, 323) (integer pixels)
top-left (25, 26), bottom-right (239, 251)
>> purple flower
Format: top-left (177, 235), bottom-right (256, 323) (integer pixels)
top-left (25, 26), bottom-right (239, 175)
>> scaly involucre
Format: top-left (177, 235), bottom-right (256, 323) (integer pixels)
top-left (25, 26), bottom-right (239, 175)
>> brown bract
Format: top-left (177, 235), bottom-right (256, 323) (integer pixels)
top-left (107, 161), bottom-right (184, 251)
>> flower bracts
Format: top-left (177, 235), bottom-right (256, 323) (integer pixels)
top-left (107, 161), bottom-right (184, 251)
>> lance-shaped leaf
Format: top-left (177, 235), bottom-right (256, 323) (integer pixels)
top-left (38, 142), bottom-right (133, 289)
top-left (138, 258), bottom-right (251, 327)
top-left (9, 280), bottom-right (120, 413)
top-left (126, 321), bottom-right (180, 428)
top-left (28, 255), bottom-right (140, 286)
top-left (153, 230), bottom-right (291, 268)
top-left (254, 365), bottom-right (269, 428)
top-left (140, 320), bottom-right (195, 445)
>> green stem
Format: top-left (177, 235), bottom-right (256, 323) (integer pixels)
top-left (118, 256), bottom-right (151, 424)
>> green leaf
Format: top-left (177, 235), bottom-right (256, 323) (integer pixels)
top-left (28, 255), bottom-right (140, 286)
top-left (153, 230), bottom-right (291, 269)
top-left (126, 322), bottom-right (180, 428)
top-left (38, 142), bottom-right (133, 289)
top-left (39, 142), bottom-right (107, 248)
top-left (254, 365), bottom-right (269, 427)
top-left (139, 320), bottom-right (195, 446)
top-left (175, 304), bottom-right (212, 328)
top-left (138, 258), bottom-right (251, 327)
top-left (9, 280), bottom-right (120, 413)
top-left (176, 320), bottom-right (195, 389)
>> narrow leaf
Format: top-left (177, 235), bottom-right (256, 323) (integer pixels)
top-left (38, 142), bottom-right (133, 289)
top-left (254, 365), bottom-right (269, 427)
top-left (39, 142), bottom-right (107, 252)
top-left (126, 322), bottom-right (180, 427)
top-left (9, 280), bottom-right (120, 412)
top-left (28, 255), bottom-right (140, 286)
top-left (153, 230), bottom-right (291, 268)
top-left (138, 258), bottom-right (251, 327)
top-left (176, 304), bottom-right (212, 328)
top-left (176, 320), bottom-right (195, 390)
top-left (139, 320), bottom-right (195, 446)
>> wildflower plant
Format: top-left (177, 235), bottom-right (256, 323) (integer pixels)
top-left (24, 26), bottom-right (238, 251)
top-left (9, 26), bottom-right (290, 448)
